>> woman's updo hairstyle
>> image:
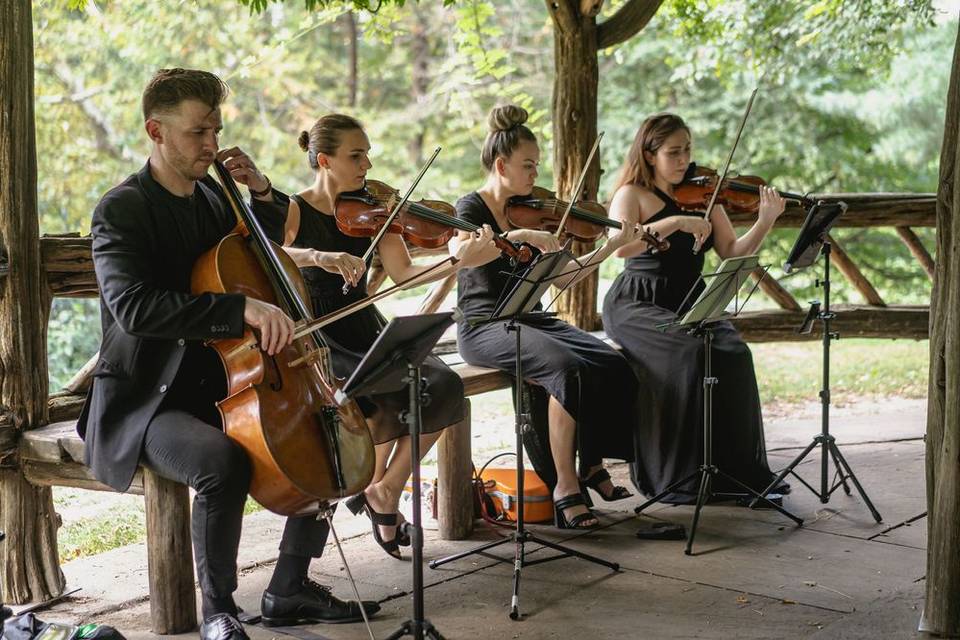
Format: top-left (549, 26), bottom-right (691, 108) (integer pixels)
top-left (298, 113), bottom-right (365, 170)
top-left (481, 105), bottom-right (537, 171)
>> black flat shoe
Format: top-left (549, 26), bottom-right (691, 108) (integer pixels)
top-left (580, 468), bottom-right (632, 502)
top-left (553, 492), bottom-right (599, 530)
top-left (200, 613), bottom-right (249, 640)
top-left (261, 578), bottom-right (381, 626)
top-left (344, 493), bottom-right (403, 559)
top-left (345, 493), bottom-right (410, 547)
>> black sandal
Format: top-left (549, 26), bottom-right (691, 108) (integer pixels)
top-left (553, 492), bottom-right (599, 530)
top-left (580, 468), bottom-right (633, 502)
top-left (344, 493), bottom-right (411, 547)
top-left (344, 493), bottom-right (403, 559)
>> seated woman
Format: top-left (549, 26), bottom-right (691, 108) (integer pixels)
top-left (602, 112), bottom-right (787, 503)
top-left (451, 104), bottom-right (642, 529)
top-left (267, 113), bottom-right (495, 558)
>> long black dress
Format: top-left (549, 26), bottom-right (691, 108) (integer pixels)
top-left (455, 192), bottom-right (638, 476)
top-left (602, 186), bottom-right (781, 503)
top-left (287, 194), bottom-right (464, 443)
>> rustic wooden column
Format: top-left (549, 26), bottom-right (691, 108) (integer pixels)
top-left (0, 0), bottom-right (64, 604)
top-left (143, 469), bottom-right (196, 633)
top-left (437, 399), bottom-right (473, 540)
top-left (547, 1), bottom-right (602, 330)
top-left (923, 19), bottom-right (960, 637)
top-left (545, 0), bottom-right (665, 330)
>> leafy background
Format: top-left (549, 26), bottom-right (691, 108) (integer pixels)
top-left (35, 0), bottom-right (955, 387)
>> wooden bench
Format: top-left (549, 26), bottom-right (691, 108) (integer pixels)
top-left (18, 356), bottom-right (515, 634)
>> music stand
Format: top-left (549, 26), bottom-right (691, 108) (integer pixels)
top-left (633, 255), bottom-right (804, 555)
top-left (428, 249), bottom-right (619, 620)
top-left (752, 201), bottom-right (882, 522)
top-left (337, 312), bottom-right (457, 640)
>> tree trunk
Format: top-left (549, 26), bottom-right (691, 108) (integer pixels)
top-left (0, 0), bottom-right (64, 604)
top-left (343, 11), bottom-right (358, 108)
top-left (407, 5), bottom-right (429, 166)
top-left (923, 20), bottom-right (960, 637)
top-left (547, 1), bottom-right (601, 330)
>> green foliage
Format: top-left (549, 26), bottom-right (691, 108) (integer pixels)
top-left (47, 299), bottom-right (101, 391)
top-left (752, 338), bottom-right (929, 405)
top-left (58, 505), bottom-right (145, 562)
top-left (32, 0), bottom-right (953, 387)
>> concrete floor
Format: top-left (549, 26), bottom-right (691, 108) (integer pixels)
top-left (12, 400), bottom-right (930, 640)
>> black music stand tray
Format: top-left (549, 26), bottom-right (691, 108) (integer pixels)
top-left (751, 200), bottom-right (882, 522)
top-left (337, 312), bottom-right (456, 640)
top-left (633, 255), bottom-right (804, 555)
top-left (428, 248), bottom-right (619, 620)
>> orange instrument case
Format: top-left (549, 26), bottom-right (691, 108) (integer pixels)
top-left (479, 467), bottom-right (553, 523)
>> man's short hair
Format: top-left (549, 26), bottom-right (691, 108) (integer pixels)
top-left (141, 68), bottom-right (229, 121)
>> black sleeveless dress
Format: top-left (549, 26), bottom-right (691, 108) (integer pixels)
top-left (287, 194), bottom-right (464, 443)
top-left (602, 187), bottom-right (782, 503)
top-left (455, 192), bottom-right (638, 473)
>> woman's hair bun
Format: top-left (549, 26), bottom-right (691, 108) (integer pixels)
top-left (297, 130), bottom-right (310, 152)
top-left (488, 105), bottom-right (528, 132)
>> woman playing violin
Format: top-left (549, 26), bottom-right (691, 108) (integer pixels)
top-left (451, 105), bottom-right (642, 530)
top-left (602, 112), bottom-right (788, 504)
top-left (258, 114), bottom-right (494, 559)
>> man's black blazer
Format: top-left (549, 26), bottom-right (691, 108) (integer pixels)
top-left (78, 161), bottom-right (286, 492)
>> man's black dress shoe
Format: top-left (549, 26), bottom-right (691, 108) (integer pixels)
top-left (200, 613), bottom-right (249, 640)
top-left (261, 578), bottom-right (381, 626)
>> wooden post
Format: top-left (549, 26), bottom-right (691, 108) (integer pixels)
top-left (826, 234), bottom-right (886, 307)
top-left (0, 0), bottom-right (64, 604)
top-left (437, 399), bottom-right (473, 540)
top-left (143, 469), bottom-right (196, 633)
top-left (749, 267), bottom-right (802, 311)
top-left (544, 0), bottom-right (664, 331)
top-left (895, 226), bottom-right (936, 280)
top-left (923, 19), bottom-right (960, 637)
top-left (547, 2), bottom-right (601, 330)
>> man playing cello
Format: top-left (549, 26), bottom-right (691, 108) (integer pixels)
top-left (79, 68), bottom-right (378, 639)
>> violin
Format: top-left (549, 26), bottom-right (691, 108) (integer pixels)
top-left (505, 185), bottom-right (670, 252)
top-left (673, 163), bottom-right (813, 215)
top-left (191, 161), bottom-right (375, 515)
top-left (335, 179), bottom-right (533, 263)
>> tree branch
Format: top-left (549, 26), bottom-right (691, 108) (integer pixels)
top-left (43, 63), bottom-right (131, 161)
top-left (597, 0), bottom-right (665, 49)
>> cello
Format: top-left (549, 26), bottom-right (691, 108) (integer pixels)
top-left (191, 160), bottom-right (375, 516)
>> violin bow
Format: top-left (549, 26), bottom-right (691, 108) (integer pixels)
top-left (554, 131), bottom-right (604, 240)
top-left (694, 87), bottom-right (758, 254)
top-left (343, 146), bottom-right (442, 295)
top-left (227, 257), bottom-right (459, 359)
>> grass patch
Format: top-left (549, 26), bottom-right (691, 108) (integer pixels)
top-left (752, 339), bottom-right (928, 405)
top-left (59, 505), bottom-right (146, 563)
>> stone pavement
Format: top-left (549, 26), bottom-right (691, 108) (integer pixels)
top-left (11, 399), bottom-right (929, 639)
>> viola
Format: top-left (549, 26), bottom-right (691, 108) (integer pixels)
top-left (335, 179), bottom-right (533, 263)
top-left (191, 161), bottom-right (375, 516)
top-left (505, 185), bottom-right (670, 252)
top-left (674, 163), bottom-right (813, 215)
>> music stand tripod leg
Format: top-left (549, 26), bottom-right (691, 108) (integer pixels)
top-left (828, 441), bottom-right (882, 523)
top-left (428, 318), bottom-right (620, 621)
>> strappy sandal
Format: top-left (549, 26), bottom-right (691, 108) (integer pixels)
top-left (580, 468), bottom-right (633, 502)
top-left (553, 492), bottom-right (599, 530)
top-left (344, 493), bottom-right (403, 559)
top-left (344, 493), bottom-right (411, 547)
